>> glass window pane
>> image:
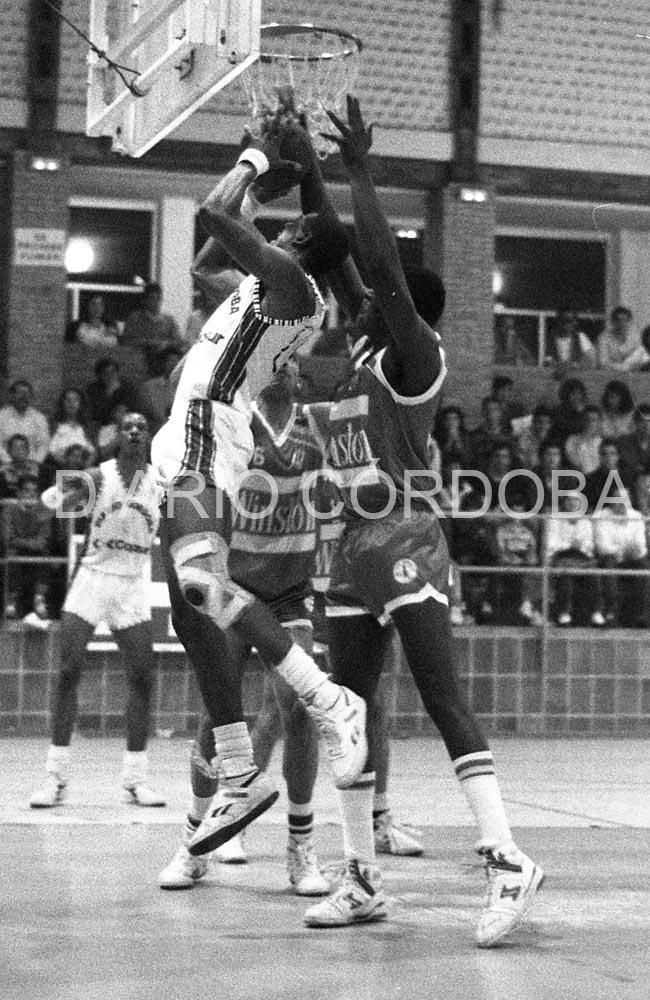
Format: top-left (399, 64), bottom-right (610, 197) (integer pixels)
top-left (67, 207), bottom-right (153, 284)
top-left (495, 236), bottom-right (605, 312)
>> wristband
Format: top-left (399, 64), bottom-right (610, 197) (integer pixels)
top-left (237, 148), bottom-right (270, 177)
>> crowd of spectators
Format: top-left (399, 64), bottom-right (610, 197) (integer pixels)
top-left (3, 280), bottom-right (650, 633)
top-left (436, 371), bottom-right (650, 628)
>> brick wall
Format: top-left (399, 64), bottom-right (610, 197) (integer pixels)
top-left (2, 623), bottom-right (648, 739)
top-left (5, 150), bottom-right (69, 410)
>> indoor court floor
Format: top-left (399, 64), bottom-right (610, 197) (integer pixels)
top-left (1, 735), bottom-right (649, 1000)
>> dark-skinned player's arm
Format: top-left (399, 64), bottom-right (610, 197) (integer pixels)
top-left (292, 124), bottom-right (368, 323)
top-left (322, 95), bottom-right (442, 395)
top-left (197, 125), bottom-right (313, 319)
top-left (41, 467), bottom-right (102, 516)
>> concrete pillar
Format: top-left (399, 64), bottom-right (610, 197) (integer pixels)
top-left (159, 196), bottom-right (196, 333)
top-left (436, 182), bottom-right (496, 421)
top-left (6, 150), bottom-right (70, 410)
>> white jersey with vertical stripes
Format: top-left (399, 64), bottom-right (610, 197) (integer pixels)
top-left (151, 272), bottom-right (325, 499)
top-left (79, 460), bottom-right (160, 578)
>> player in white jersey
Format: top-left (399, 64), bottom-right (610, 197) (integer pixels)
top-left (152, 119), bottom-right (367, 861)
top-left (301, 97), bottom-right (543, 946)
top-left (29, 413), bottom-right (165, 809)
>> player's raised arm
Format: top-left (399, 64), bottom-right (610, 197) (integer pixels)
top-left (323, 95), bottom-right (444, 393)
top-left (197, 124), bottom-right (312, 310)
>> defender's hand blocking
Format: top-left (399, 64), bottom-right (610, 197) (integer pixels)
top-left (321, 95), bottom-right (373, 168)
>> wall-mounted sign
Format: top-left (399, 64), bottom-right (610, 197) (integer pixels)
top-left (14, 228), bottom-right (66, 268)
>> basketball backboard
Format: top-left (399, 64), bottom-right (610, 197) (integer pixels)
top-left (87, 0), bottom-right (261, 157)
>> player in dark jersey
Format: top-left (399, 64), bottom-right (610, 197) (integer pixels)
top-left (300, 97), bottom-right (544, 947)
top-left (152, 120), bottom-right (367, 864)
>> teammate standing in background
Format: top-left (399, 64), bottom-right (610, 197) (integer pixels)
top-left (29, 413), bottom-right (165, 809)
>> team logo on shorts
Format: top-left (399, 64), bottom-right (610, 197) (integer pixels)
top-left (393, 558), bottom-right (418, 584)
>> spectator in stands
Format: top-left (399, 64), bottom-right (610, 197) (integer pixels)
top-left (74, 294), bottom-right (119, 351)
top-left (584, 439), bottom-right (631, 511)
top-left (617, 404), bottom-right (650, 481)
top-left (533, 441), bottom-right (564, 511)
top-left (0, 434), bottom-right (41, 499)
top-left (564, 405), bottom-right (603, 476)
top-left (545, 307), bottom-right (596, 369)
top-left (514, 404), bottom-right (553, 470)
top-left (598, 306), bottom-right (639, 370)
top-left (489, 500), bottom-right (540, 625)
top-left (47, 389), bottom-right (96, 465)
top-left (2, 472), bottom-right (54, 626)
top-left (433, 405), bottom-right (472, 466)
top-left (543, 491), bottom-right (601, 627)
top-left (0, 380), bottom-right (50, 464)
top-left (637, 326), bottom-right (650, 371)
top-left (592, 486), bottom-right (650, 627)
top-left (121, 281), bottom-right (183, 375)
top-left (491, 376), bottom-right (528, 432)
top-left (84, 359), bottom-right (138, 430)
top-left (136, 346), bottom-right (183, 437)
top-left (468, 396), bottom-right (510, 471)
top-left (96, 402), bottom-right (130, 461)
top-left (600, 380), bottom-right (635, 440)
top-left (548, 377), bottom-right (588, 448)
top-left (632, 471), bottom-right (650, 550)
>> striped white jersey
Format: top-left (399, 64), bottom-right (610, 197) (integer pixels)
top-left (79, 460), bottom-right (160, 577)
top-left (152, 273), bottom-right (325, 498)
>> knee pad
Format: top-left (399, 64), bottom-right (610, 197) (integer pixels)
top-left (170, 532), bottom-right (254, 630)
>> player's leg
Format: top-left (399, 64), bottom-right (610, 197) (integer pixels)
top-left (159, 499), bottom-right (279, 858)
top-left (115, 620), bottom-right (165, 807)
top-left (370, 631), bottom-right (424, 857)
top-left (164, 477), bottom-right (366, 791)
top-left (265, 623), bottom-right (328, 896)
top-left (392, 595), bottom-right (544, 946)
top-left (30, 611), bottom-right (95, 808)
top-left (304, 614), bottom-right (387, 927)
top-left (159, 711), bottom-right (224, 889)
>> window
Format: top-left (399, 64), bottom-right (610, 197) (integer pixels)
top-left (493, 234), bottom-right (606, 366)
top-left (66, 201), bottom-right (156, 331)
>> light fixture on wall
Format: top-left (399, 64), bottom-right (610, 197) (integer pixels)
top-left (65, 238), bottom-right (95, 274)
top-left (30, 155), bottom-right (61, 172)
top-left (458, 187), bottom-right (487, 203)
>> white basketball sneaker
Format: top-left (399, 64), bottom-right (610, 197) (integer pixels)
top-left (121, 751), bottom-right (166, 807)
top-left (159, 823), bottom-right (210, 889)
top-left (188, 771), bottom-right (279, 857)
top-left (304, 858), bottom-right (387, 927)
top-left (374, 812), bottom-right (424, 856)
top-left (287, 839), bottom-right (329, 896)
top-left (476, 848), bottom-right (545, 947)
top-left (306, 686), bottom-right (367, 788)
top-left (30, 773), bottom-right (67, 809)
top-left (214, 832), bottom-right (248, 865)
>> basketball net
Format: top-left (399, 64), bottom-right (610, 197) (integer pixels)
top-left (241, 23), bottom-right (363, 159)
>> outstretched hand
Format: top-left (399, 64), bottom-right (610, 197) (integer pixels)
top-left (320, 95), bottom-right (373, 168)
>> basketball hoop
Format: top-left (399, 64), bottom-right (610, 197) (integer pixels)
top-left (241, 23), bottom-right (363, 159)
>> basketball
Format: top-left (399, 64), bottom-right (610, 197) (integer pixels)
top-left (253, 119), bottom-right (314, 201)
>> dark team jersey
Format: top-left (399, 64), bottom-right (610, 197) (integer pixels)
top-left (306, 334), bottom-right (447, 517)
top-left (228, 402), bottom-right (324, 601)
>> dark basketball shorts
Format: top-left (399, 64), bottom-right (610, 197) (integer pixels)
top-left (326, 508), bottom-right (452, 624)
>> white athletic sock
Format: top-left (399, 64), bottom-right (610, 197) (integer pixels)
top-left (274, 643), bottom-right (340, 709)
top-left (212, 723), bottom-right (256, 783)
top-left (335, 772), bottom-right (376, 861)
top-left (453, 751), bottom-right (513, 851)
top-left (46, 744), bottom-right (70, 778)
top-left (122, 750), bottom-right (148, 785)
